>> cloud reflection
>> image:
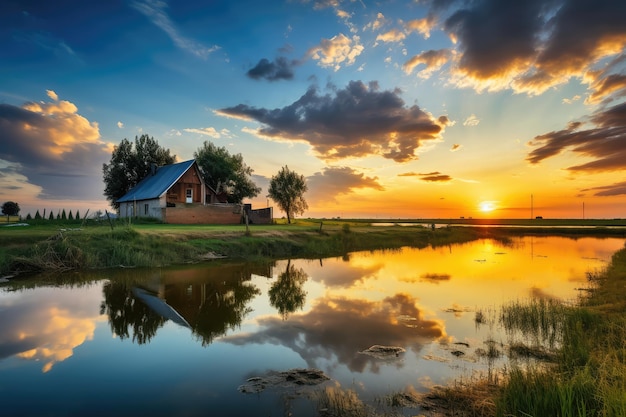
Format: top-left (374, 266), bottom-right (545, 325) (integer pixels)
top-left (0, 287), bottom-right (103, 373)
top-left (224, 293), bottom-right (446, 373)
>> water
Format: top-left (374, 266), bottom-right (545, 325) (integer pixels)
top-left (0, 236), bottom-right (623, 416)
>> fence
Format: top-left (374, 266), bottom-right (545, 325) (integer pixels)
top-left (1, 215), bottom-right (21, 224)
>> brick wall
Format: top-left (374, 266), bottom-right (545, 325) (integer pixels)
top-left (163, 204), bottom-right (243, 224)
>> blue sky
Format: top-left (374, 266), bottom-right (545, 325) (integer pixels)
top-left (1, 0), bottom-right (626, 219)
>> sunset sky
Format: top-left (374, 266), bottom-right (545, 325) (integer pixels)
top-left (1, 0), bottom-right (625, 219)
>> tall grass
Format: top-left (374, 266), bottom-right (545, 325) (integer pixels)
top-left (493, 245), bottom-right (626, 417)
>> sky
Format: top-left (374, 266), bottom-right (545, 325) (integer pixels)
top-left (1, 0), bottom-right (626, 220)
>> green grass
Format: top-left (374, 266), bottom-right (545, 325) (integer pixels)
top-left (492, 246), bottom-right (626, 417)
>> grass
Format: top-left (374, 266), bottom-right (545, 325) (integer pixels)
top-left (0, 217), bottom-right (518, 275)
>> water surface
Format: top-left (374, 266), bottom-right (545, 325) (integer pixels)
top-left (0, 236), bottom-right (622, 416)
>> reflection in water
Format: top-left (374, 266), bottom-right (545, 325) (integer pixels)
top-left (101, 280), bottom-right (166, 344)
top-left (269, 260), bottom-right (308, 319)
top-left (0, 285), bottom-right (103, 373)
top-left (98, 262), bottom-right (269, 346)
top-left (225, 292), bottom-right (446, 373)
top-left (0, 236), bottom-right (622, 417)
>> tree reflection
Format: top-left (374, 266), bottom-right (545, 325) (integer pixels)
top-left (189, 277), bottom-right (261, 346)
top-left (269, 260), bottom-right (308, 319)
top-left (100, 281), bottom-right (166, 345)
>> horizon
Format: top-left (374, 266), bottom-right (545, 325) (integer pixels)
top-left (1, 1), bottom-right (625, 220)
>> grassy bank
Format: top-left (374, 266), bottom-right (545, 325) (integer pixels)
top-left (0, 218), bottom-right (504, 275)
top-left (1, 218), bottom-right (624, 276)
top-left (430, 244), bottom-right (626, 417)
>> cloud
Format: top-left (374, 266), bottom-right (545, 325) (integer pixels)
top-left (0, 93), bottom-right (112, 200)
top-left (450, 144), bottom-right (462, 151)
top-left (246, 57), bottom-right (297, 81)
top-left (117, 121), bottom-right (124, 128)
top-left (403, 49), bottom-right (452, 78)
top-left (527, 101), bottom-right (626, 172)
top-left (307, 166), bottom-right (384, 202)
top-left (423, 0), bottom-right (626, 95)
top-left (223, 293), bottom-right (446, 372)
top-left (376, 29), bottom-right (406, 43)
top-left (399, 171), bottom-right (453, 182)
top-left (562, 95), bottom-right (581, 104)
top-left (183, 127), bottom-right (221, 138)
top-left (306, 33), bottom-right (364, 71)
top-left (463, 114), bottom-right (480, 126)
top-left (218, 80), bottom-right (449, 162)
top-left (405, 16), bottom-right (437, 39)
top-left (130, 0), bottom-right (219, 59)
top-left (581, 181), bottom-right (626, 197)
top-left (46, 90), bottom-right (58, 101)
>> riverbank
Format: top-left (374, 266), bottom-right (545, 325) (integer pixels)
top-left (421, 243), bottom-right (626, 416)
top-left (1, 218), bottom-right (625, 276)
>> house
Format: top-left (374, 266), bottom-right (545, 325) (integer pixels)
top-left (117, 159), bottom-right (205, 220)
top-left (117, 159), bottom-right (272, 225)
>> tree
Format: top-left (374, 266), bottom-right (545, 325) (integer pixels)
top-left (102, 134), bottom-right (176, 209)
top-left (194, 141), bottom-right (260, 203)
top-left (1, 201), bottom-right (20, 216)
top-left (268, 166), bottom-right (308, 224)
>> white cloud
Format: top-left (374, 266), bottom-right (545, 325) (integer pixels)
top-left (307, 33), bottom-right (364, 71)
top-left (117, 121), bottom-right (124, 128)
top-left (463, 114), bottom-right (480, 127)
top-left (130, 0), bottom-right (219, 59)
top-left (46, 90), bottom-right (58, 101)
top-left (184, 127), bottom-right (221, 138)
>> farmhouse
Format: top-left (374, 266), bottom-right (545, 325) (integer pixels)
top-left (117, 159), bottom-right (253, 224)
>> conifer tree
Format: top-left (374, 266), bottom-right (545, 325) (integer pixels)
top-left (75, 210), bottom-right (81, 220)
top-left (35, 210), bottom-right (41, 219)
top-left (68, 210), bottom-right (74, 220)
top-left (49, 211), bottom-right (54, 220)
top-left (61, 209), bottom-right (67, 220)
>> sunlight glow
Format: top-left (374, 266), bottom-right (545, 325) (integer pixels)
top-left (479, 201), bottom-right (496, 212)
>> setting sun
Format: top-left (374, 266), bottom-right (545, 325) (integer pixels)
top-left (479, 201), bottom-right (497, 212)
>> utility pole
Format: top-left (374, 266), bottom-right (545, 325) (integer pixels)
top-left (583, 202), bottom-right (585, 220)
top-left (531, 194), bottom-right (533, 219)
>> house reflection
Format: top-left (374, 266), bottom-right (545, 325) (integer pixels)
top-left (101, 262), bottom-right (271, 345)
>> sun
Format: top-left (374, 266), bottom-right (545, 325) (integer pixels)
top-left (479, 201), bottom-right (496, 212)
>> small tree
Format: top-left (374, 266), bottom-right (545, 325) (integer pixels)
top-left (75, 210), bottom-right (81, 220)
top-left (61, 209), bottom-right (67, 220)
top-left (35, 210), bottom-right (42, 219)
top-left (1, 201), bottom-right (20, 216)
top-left (68, 210), bottom-right (74, 220)
top-left (49, 210), bottom-right (54, 220)
top-left (268, 166), bottom-right (308, 224)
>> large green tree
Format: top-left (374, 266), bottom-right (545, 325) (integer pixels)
top-left (1, 201), bottom-right (20, 216)
top-left (102, 135), bottom-right (176, 209)
top-left (268, 166), bottom-right (308, 224)
top-left (194, 141), bottom-right (260, 203)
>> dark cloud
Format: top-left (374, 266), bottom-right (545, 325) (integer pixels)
top-left (521, 0), bottom-right (626, 91)
top-left (307, 166), bottom-right (384, 202)
top-left (0, 100), bottom-right (110, 200)
top-left (398, 171), bottom-right (453, 182)
top-left (223, 293), bottom-right (445, 373)
top-left (218, 81), bottom-right (448, 162)
top-left (581, 181), bottom-right (626, 197)
top-left (527, 102), bottom-right (626, 172)
top-left (443, 0), bottom-right (547, 79)
top-left (419, 0), bottom-right (626, 95)
top-left (246, 57), bottom-right (296, 81)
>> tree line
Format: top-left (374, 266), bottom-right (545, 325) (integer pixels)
top-left (102, 134), bottom-right (307, 223)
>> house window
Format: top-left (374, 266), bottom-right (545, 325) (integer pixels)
top-left (144, 204), bottom-right (149, 215)
top-left (186, 188), bottom-right (193, 203)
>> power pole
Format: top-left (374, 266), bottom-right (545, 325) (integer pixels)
top-left (531, 194), bottom-right (533, 219)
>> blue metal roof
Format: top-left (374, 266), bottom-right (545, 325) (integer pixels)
top-left (117, 159), bottom-right (196, 203)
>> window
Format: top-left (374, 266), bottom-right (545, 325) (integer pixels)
top-left (186, 188), bottom-right (193, 203)
top-left (144, 204), bottom-right (149, 215)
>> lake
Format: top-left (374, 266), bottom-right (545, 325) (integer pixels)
top-left (0, 236), bottom-right (623, 416)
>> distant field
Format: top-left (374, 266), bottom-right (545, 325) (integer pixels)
top-left (334, 217), bottom-right (626, 227)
